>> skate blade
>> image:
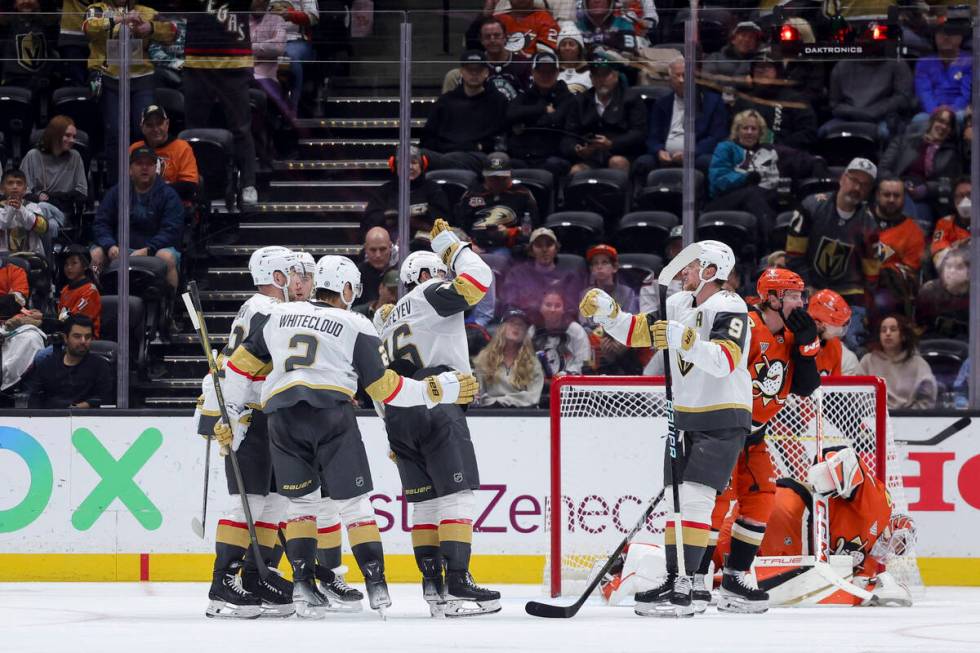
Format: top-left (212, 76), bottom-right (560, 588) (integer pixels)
top-left (294, 601), bottom-right (328, 619)
top-left (259, 602), bottom-right (296, 618)
top-left (324, 598), bottom-right (363, 613)
top-left (634, 602), bottom-right (695, 618)
top-left (427, 599), bottom-right (447, 618)
top-left (716, 594), bottom-right (769, 614)
top-left (869, 596), bottom-right (912, 608)
top-left (205, 600), bottom-right (262, 619)
top-left (692, 600), bottom-right (708, 614)
top-left (443, 598), bottom-right (501, 618)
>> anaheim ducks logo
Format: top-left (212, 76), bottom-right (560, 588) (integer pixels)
top-left (16, 31), bottom-right (47, 73)
top-left (814, 236), bottom-right (854, 280)
top-left (752, 354), bottom-right (786, 406)
top-left (472, 205), bottom-right (517, 231)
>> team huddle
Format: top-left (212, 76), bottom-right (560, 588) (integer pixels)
top-left (193, 230), bottom-right (913, 620)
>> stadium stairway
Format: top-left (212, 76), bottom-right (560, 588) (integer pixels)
top-left (137, 85), bottom-right (438, 408)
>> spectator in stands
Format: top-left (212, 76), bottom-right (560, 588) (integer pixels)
top-left (269, 0), bottom-right (318, 115)
top-left (59, 0), bottom-right (95, 86)
top-left (931, 177), bottom-right (971, 268)
top-left (532, 286), bottom-right (590, 379)
top-left (446, 18), bottom-right (531, 101)
top-left (0, 257), bottom-right (29, 305)
top-left (583, 243), bottom-right (636, 315)
top-left (562, 53), bottom-right (647, 174)
top-left (556, 22), bottom-right (591, 94)
top-left (250, 0), bottom-right (294, 123)
top-left (424, 50), bottom-right (509, 174)
top-left (703, 22), bottom-right (763, 85)
top-left (507, 51), bottom-right (575, 180)
top-left (858, 314), bottom-right (937, 410)
top-left (706, 109), bottom-right (779, 245)
top-left (587, 325), bottom-right (650, 375)
top-left (0, 169), bottom-right (49, 259)
top-left (129, 105), bottom-right (200, 203)
top-left (473, 307), bottom-right (543, 408)
top-left (91, 146), bottom-right (183, 289)
top-left (635, 55), bottom-right (728, 180)
top-left (183, 0), bottom-right (260, 208)
top-left (575, 0), bottom-right (643, 56)
top-left (822, 44), bottom-right (913, 139)
top-left (363, 146), bottom-right (451, 237)
top-left (499, 227), bottom-right (585, 321)
top-left (83, 1), bottom-right (176, 182)
top-left (879, 107), bottom-right (961, 224)
top-left (21, 115), bottom-right (88, 235)
top-left (913, 19), bottom-right (971, 123)
top-left (353, 268), bottom-right (398, 322)
top-left (0, 293), bottom-right (47, 391)
top-left (917, 246), bottom-right (969, 341)
top-left (498, 0), bottom-right (560, 57)
top-left (734, 55), bottom-right (818, 152)
top-left (22, 313), bottom-right (113, 408)
top-left (786, 157), bottom-right (880, 350)
top-left (458, 153), bottom-right (539, 235)
top-left (354, 226), bottom-right (395, 311)
top-left (57, 244), bottom-right (102, 337)
top-left (147, 2), bottom-right (185, 86)
top-left (0, 0), bottom-right (59, 94)
top-left (872, 177), bottom-right (924, 321)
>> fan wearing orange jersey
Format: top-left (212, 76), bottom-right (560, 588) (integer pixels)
top-left (809, 288), bottom-right (853, 377)
top-left (497, 0), bottom-right (559, 57)
top-left (694, 268), bottom-right (821, 614)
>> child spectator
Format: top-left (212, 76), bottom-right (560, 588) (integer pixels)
top-left (858, 314), bottom-right (937, 410)
top-left (0, 169), bottom-right (49, 259)
top-left (20, 115), bottom-right (88, 235)
top-left (473, 308), bottom-right (543, 407)
top-left (57, 244), bottom-right (102, 338)
top-left (583, 244), bottom-right (637, 315)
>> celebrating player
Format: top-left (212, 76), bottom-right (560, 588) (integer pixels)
top-left (217, 255), bottom-right (479, 619)
top-left (197, 246), bottom-right (306, 619)
top-left (377, 220), bottom-right (501, 617)
top-left (581, 240), bottom-right (753, 618)
top-left (693, 268), bottom-right (821, 614)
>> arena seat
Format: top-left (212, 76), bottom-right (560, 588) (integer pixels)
top-left (636, 168), bottom-right (704, 216)
top-left (427, 169), bottom-right (477, 210)
top-left (511, 168), bottom-right (555, 217)
top-left (178, 128), bottom-right (236, 208)
top-left (614, 210), bottom-right (678, 256)
top-left (696, 210), bottom-right (758, 261)
top-left (562, 169), bottom-right (629, 229)
top-left (617, 253), bottom-right (663, 289)
top-left (817, 121), bottom-right (880, 167)
top-left (545, 211), bottom-right (605, 257)
top-left (153, 87), bottom-right (186, 135)
top-left (0, 86), bottom-right (34, 160)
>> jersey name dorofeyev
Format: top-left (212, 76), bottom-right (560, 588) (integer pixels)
top-left (277, 311), bottom-right (345, 336)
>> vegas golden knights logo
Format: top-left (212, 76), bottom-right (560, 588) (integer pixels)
top-left (16, 32), bottom-right (47, 73)
top-left (814, 236), bottom-right (854, 280)
top-left (676, 311), bottom-right (702, 376)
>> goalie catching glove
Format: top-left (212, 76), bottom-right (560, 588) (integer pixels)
top-left (212, 408), bottom-right (253, 455)
top-left (424, 371), bottom-right (479, 406)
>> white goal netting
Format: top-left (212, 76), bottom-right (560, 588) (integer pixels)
top-left (545, 375), bottom-right (922, 598)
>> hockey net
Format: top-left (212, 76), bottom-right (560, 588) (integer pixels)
top-left (544, 375), bottom-right (922, 598)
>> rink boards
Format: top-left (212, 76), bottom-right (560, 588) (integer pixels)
top-left (0, 413), bottom-right (978, 585)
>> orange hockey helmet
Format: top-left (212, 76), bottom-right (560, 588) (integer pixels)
top-left (756, 267), bottom-right (805, 301)
top-left (808, 288), bottom-right (852, 327)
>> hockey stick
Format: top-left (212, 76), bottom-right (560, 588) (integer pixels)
top-left (190, 421), bottom-right (212, 539)
top-left (811, 389), bottom-right (831, 566)
top-left (895, 416), bottom-right (971, 446)
top-left (655, 243), bottom-right (704, 578)
top-left (182, 281), bottom-right (270, 579)
top-left (525, 488), bottom-right (666, 618)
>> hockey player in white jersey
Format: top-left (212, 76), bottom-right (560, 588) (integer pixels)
top-left (218, 255), bottom-right (479, 619)
top-left (377, 219), bottom-right (501, 617)
top-left (197, 246), bottom-right (306, 619)
top-left (580, 240), bottom-right (752, 618)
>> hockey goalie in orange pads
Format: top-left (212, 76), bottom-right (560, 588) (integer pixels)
top-left (714, 447), bottom-right (916, 607)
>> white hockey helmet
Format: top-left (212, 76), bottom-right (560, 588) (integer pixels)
top-left (294, 251), bottom-right (315, 276)
top-left (248, 246), bottom-right (297, 287)
top-left (400, 251), bottom-right (447, 286)
top-left (694, 240), bottom-right (736, 292)
top-left (314, 255), bottom-right (363, 307)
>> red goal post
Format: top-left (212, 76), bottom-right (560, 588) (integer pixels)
top-left (547, 375), bottom-right (902, 598)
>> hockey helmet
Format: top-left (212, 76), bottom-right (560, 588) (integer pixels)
top-left (695, 240), bottom-right (736, 287)
top-left (808, 288), bottom-right (852, 328)
top-left (294, 251), bottom-right (315, 276)
top-left (757, 267), bottom-right (805, 302)
top-left (400, 251), bottom-right (447, 286)
top-left (248, 246), bottom-right (300, 290)
top-left (314, 255), bottom-right (363, 307)
top-left (808, 447), bottom-right (864, 499)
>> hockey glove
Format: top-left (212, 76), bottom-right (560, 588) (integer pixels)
top-left (424, 371), bottom-right (480, 406)
top-left (430, 218), bottom-right (466, 267)
top-left (579, 288), bottom-right (619, 323)
top-left (213, 408), bottom-right (252, 455)
top-left (372, 303), bottom-right (395, 335)
top-left (652, 320), bottom-right (696, 352)
top-left (785, 307), bottom-right (819, 356)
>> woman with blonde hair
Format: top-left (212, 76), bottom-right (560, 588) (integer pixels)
top-left (473, 308), bottom-right (544, 407)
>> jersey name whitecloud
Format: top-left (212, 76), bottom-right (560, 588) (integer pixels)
top-left (278, 312), bottom-right (344, 336)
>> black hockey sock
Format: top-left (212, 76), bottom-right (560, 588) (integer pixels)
top-left (316, 522), bottom-right (342, 573)
top-left (438, 519), bottom-right (472, 572)
top-left (697, 543), bottom-right (717, 575)
top-left (242, 521), bottom-right (279, 573)
top-left (284, 516), bottom-right (318, 581)
top-left (270, 522), bottom-right (286, 568)
top-left (728, 519), bottom-right (766, 572)
top-left (348, 520), bottom-right (385, 578)
top-left (665, 521), bottom-right (710, 576)
top-left (412, 523), bottom-right (441, 576)
top-left (213, 519), bottom-right (249, 574)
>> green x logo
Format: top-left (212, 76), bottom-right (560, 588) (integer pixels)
top-left (71, 427), bottom-right (163, 531)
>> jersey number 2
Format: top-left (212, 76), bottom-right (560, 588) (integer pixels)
top-left (284, 334), bottom-right (318, 371)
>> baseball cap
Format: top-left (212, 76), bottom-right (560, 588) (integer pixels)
top-left (460, 49), bottom-right (488, 66)
top-left (667, 225), bottom-right (683, 241)
top-left (501, 307), bottom-right (531, 326)
top-left (484, 152), bottom-right (512, 177)
top-left (588, 51), bottom-right (616, 70)
top-left (845, 157), bottom-right (877, 180)
top-left (529, 227), bottom-right (557, 244)
top-left (61, 243), bottom-right (91, 264)
top-left (140, 104), bottom-right (167, 125)
top-left (130, 145), bottom-right (157, 163)
top-left (734, 21), bottom-right (763, 34)
top-left (381, 268), bottom-right (399, 288)
top-left (532, 51), bottom-right (559, 69)
top-left (586, 244), bottom-right (618, 264)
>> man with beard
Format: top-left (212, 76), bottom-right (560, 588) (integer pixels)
top-left (362, 146), bottom-right (451, 237)
top-left (456, 153), bottom-right (539, 234)
top-left (444, 17), bottom-right (531, 101)
top-left (22, 313), bottom-right (112, 408)
top-left (873, 177), bottom-right (925, 316)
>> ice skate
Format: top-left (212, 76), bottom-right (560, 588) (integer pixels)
top-left (717, 568), bottom-right (769, 614)
top-left (205, 570), bottom-right (262, 619)
top-left (443, 571), bottom-right (501, 617)
top-left (692, 573), bottom-right (711, 614)
top-left (420, 556), bottom-right (446, 617)
top-left (634, 574), bottom-right (695, 618)
top-left (315, 565), bottom-right (364, 613)
top-left (242, 568), bottom-right (295, 618)
top-left (292, 578), bottom-right (329, 619)
top-left (362, 560), bottom-right (392, 617)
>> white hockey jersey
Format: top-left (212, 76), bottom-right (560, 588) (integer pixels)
top-left (605, 288), bottom-right (752, 431)
top-left (378, 247), bottom-right (492, 376)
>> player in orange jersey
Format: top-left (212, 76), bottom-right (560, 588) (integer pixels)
top-left (692, 268), bottom-right (821, 614)
top-left (809, 288), bottom-right (857, 377)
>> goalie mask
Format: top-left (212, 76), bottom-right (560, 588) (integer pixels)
top-left (400, 251), bottom-right (447, 286)
top-left (314, 255), bottom-right (362, 308)
top-left (808, 447), bottom-right (864, 499)
top-left (693, 240), bottom-right (736, 295)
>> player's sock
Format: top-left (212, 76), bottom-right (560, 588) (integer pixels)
top-left (696, 531), bottom-right (718, 575)
top-left (664, 519), bottom-right (710, 576)
top-left (438, 518), bottom-right (473, 573)
top-left (241, 521), bottom-right (278, 573)
top-left (412, 522), bottom-right (441, 573)
top-left (728, 519), bottom-right (766, 572)
top-left (284, 516), bottom-right (318, 580)
top-left (349, 519), bottom-right (391, 611)
top-left (213, 519), bottom-right (249, 574)
top-left (315, 522), bottom-right (342, 571)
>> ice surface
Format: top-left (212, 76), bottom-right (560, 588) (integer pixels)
top-left (1, 583), bottom-right (979, 653)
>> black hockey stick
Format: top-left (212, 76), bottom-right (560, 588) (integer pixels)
top-left (182, 281), bottom-right (270, 579)
top-left (525, 488), bottom-right (666, 618)
top-left (190, 425), bottom-right (213, 539)
top-left (895, 416), bottom-right (971, 446)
